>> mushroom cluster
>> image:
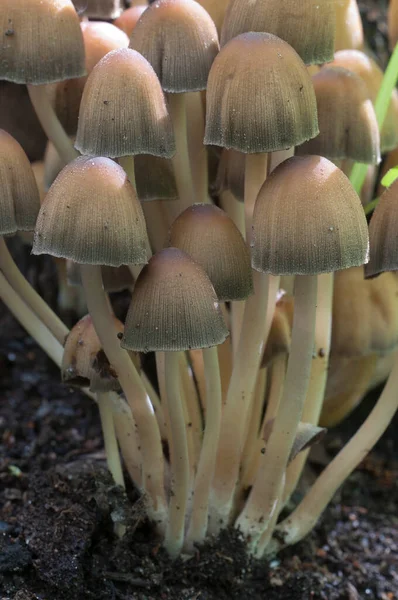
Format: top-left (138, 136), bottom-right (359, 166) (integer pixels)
top-left (1, 0), bottom-right (398, 560)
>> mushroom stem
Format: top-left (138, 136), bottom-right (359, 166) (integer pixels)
top-left (80, 264), bottom-right (167, 528)
top-left (209, 271), bottom-right (279, 531)
top-left (164, 351), bottom-right (190, 558)
top-left (0, 237), bottom-right (69, 345)
top-left (167, 93), bottom-right (195, 221)
top-left (97, 391), bottom-right (125, 489)
top-left (186, 345), bottom-right (222, 549)
top-left (186, 91), bottom-right (209, 204)
top-left (27, 84), bottom-right (78, 166)
top-left (235, 274), bottom-right (318, 553)
top-left (118, 155), bottom-right (137, 191)
top-left (112, 395), bottom-right (143, 490)
top-left (282, 272), bottom-right (334, 505)
top-left (268, 350), bottom-right (398, 555)
top-left (244, 153), bottom-right (268, 243)
top-left (179, 352), bottom-right (203, 471)
top-left (142, 201), bottom-right (170, 253)
top-left (0, 271), bottom-right (63, 367)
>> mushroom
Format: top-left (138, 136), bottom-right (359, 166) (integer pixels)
top-left (122, 247), bottom-right (228, 556)
top-left (114, 5), bottom-right (147, 36)
top-left (334, 0), bottom-right (364, 51)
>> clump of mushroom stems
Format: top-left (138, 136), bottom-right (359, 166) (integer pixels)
top-left (2, 0), bottom-right (398, 562)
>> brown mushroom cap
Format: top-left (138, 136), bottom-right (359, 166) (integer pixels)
top-left (121, 247), bottom-right (229, 352)
top-left (329, 50), bottom-right (398, 153)
top-left (252, 155), bottom-right (369, 275)
top-left (168, 204), bottom-right (253, 301)
top-left (62, 313), bottom-right (123, 392)
top-left (72, 0), bottom-right (122, 19)
top-left (129, 0), bottom-right (219, 93)
top-left (196, 0), bottom-right (229, 34)
top-left (332, 266), bottom-right (398, 357)
top-left (33, 156), bottom-right (149, 267)
top-left (366, 179), bottom-right (398, 278)
top-left (75, 48), bottom-right (175, 158)
top-left (135, 155), bottom-right (178, 201)
top-left (221, 0), bottom-right (336, 66)
top-left (52, 21), bottom-right (129, 136)
top-left (0, 130), bottom-right (40, 236)
top-left (204, 32), bottom-right (318, 153)
top-left (114, 6), bottom-right (147, 37)
top-left (297, 67), bottom-right (380, 164)
top-left (335, 0), bottom-right (364, 52)
top-left (0, 0), bottom-right (85, 85)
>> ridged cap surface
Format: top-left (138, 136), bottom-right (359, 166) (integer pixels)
top-left (168, 204), bottom-right (253, 301)
top-left (297, 67), bottom-right (380, 164)
top-left (75, 48), bottom-right (175, 158)
top-left (221, 0), bottom-right (336, 66)
top-left (0, 130), bottom-right (40, 235)
top-left (122, 247), bottom-right (229, 352)
top-left (33, 156), bottom-right (149, 267)
top-left (0, 0), bottom-right (85, 84)
top-left (204, 33), bottom-right (319, 153)
top-left (252, 155), bottom-right (369, 275)
top-left (129, 0), bottom-right (219, 92)
top-left (366, 180), bottom-right (398, 278)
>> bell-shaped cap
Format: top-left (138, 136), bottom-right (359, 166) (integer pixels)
top-left (332, 266), bottom-right (398, 357)
top-left (252, 155), bottom-right (369, 275)
top-left (0, 130), bottom-right (40, 236)
top-left (66, 261), bottom-right (134, 293)
top-left (330, 50), bottom-right (398, 153)
top-left (0, 0), bottom-right (85, 85)
top-left (335, 0), bottom-right (364, 52)
top-left (135, 155), bottom-right (178, 202)
top-left (216, 149), bottom-right (245, 202)
top-left (121, 247), bottom-right (229, 352)
top-left (33, 156), bottom-right (149, 267)
top-left (204, 33), bottom-right (318, 153)
top-left (52, 21), bottom-right (129, 136)
top-left (297, 67), bottom-right (380, 164)
top-left (114, 6), bottom-right (147, 37)
top-left (168, 204), bottom-right (253, 301)
top-left (129, 0), bottom-right (219, 93)
top-left (221, 0), bottom-right (336, 66)
top-left (75, 48), bottom-right (175, 158)
top-left (62, 314), bottom-right (123, 392)
top-left (366, 179), bottom-right (398, 278)
top-left (72, 0), bottom-right (122, 19)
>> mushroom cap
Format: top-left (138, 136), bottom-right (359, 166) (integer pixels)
top-left (51, 21), bottom-right (129, 136)
top-left (33, 156), bottom-right (149, 267)
top-left (114, 6), bottom-right (147, 37)
top-left (330, 50), bottom-right (398, 153)
top-left (129, 0), bottom-right (219, 93)
top-left (204, 32), bottom-right (319, 153)
top-left (75, 48), bottom-right (175, 158)
top-left (66, 261), bottom-right (134, 293)
top-left (366, 179), bottom-right (398, 278)
top-left (221, 0), bottom-right (336, 66)
top-left (389, 0), bottom-right (398, 50)
top-left (251, 155), bottom-right (369, 275)
top-left (334, 0), bottom-right (364, 52)
top-left (168, 204), bottom-right (253, 301)
top-left (332, 266), bottom-right (398, 357)
top-left (0, 0), bottom-right (85, 85)
top-left (0, 130), bottom-right (40, 236)
top-left (297, 67), bottom-right (380, 164)
top-left (121, 247), bottom-right (229, 352)
top-left (196, 0), bottom-right (229, 34)
top-left (62, 313), bottom-right (123, 392)
top-left (135, 155), bottom-right (178, 202)
top-left (73, 0), bottom-right (122, 19)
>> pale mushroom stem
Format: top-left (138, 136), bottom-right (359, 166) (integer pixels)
top-left (112, 395), bottom-right (143, 490)
top-left (27, 84), bottom-right (78, 166)
top-left (0, 237), bottom-right (69, 345)
top-left (268, 351), bottom-right (398, 555)
top-left (167, 93), bottom-right (195, 222)
top-left (244, 153), bottom-right (268, 243)
top-left (186, 345), bottom-right (222, 549)
top-left (97, 391), bottom-right (125, 489)
top-left (80, 264), bottom-right (167, 529)
top-left (0, 271), bottom-right (63, 367)
top-left (186, 91), bottom-right (209, 204)
top-left (164, 351), bottom-right (190, 558)
top-left (282, 272), bottom-right (334, 505)
top-left (235, 274), bottom-right (318, 554)
top-left (209, 271), bottom-right (279, 531)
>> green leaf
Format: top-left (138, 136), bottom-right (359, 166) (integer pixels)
top-left (381, 166), bottom-right (398, 188)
